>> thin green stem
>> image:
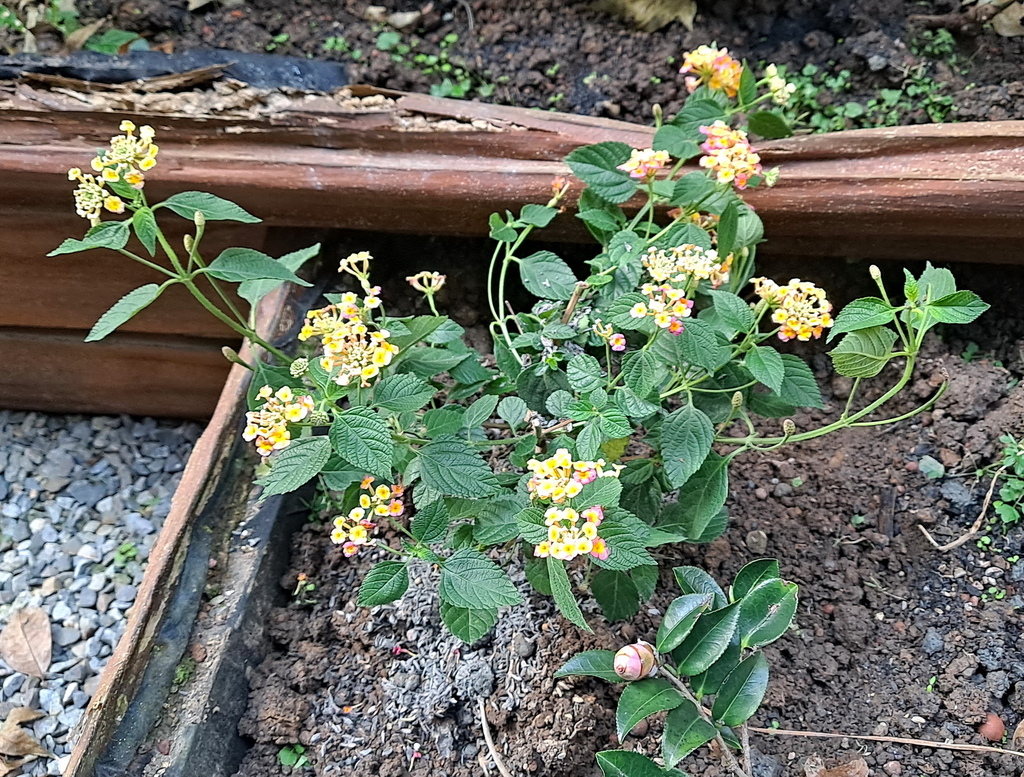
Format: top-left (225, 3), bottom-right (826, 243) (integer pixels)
top-left (115, 248), bottom-right (177, 278)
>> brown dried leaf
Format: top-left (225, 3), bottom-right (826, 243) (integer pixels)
top-left (0, 707), bottom-right (48, 771)
top-left (1013, 717), bottom-right (1024, 750)
top-left (61, 17), bottom-right (106, 53)
top-left (0, 608), bottom-right (52, 678)
top-left (993, 2), bottom-right (1024, 35)
top-left (804, 755), bottom-right (869, 777)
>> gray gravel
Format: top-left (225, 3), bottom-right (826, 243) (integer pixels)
top-left (0, 410), bottom-right (200, 775)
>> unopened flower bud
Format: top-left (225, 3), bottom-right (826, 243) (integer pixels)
top-left (652, 104), bottom-right (663, 126)
top-left (763, 168), bottom-right (781, 187)
top-left (289, 357), bottom-right (309, 377)
top-left (220, 346), bottom-right (249, 368)
top-left (783, 418), bottom-right (796, 436)
top-left (308, 410), bottom-right (330, 427)
top-left (193, 210), bottom-right (205, 228)
top-left (731, 391), bottom-right (744, 410)
top-left (869, 264), bottom-right (882, 280)
top-left (183, 234), bottom-right (194, 252)
top-left (614, 641), bottom-right (657, 682)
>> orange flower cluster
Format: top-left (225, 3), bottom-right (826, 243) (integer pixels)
top-left (242, 385), bottom-right (315, 456)
top-left (617, 148), bottom-right (672, 181)
top-left (679, 45), bottom-right (743, 98)
top-left (331, 476), bottom-right (405, 558)
top-left (534, 505), bottom-right (610, 562)
top-left (698, 122), bottom-right (763, 190)
top-left (753, 277), bottom-right (834, 342)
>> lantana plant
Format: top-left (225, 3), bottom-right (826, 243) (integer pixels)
top-left (54, 52), bottom-right (986, 663)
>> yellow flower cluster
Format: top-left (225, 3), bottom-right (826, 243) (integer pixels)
top-left (242, 385), bottom-right (315, 457)
top-left (526, 449), bottom-right (622, 504)
top-left (535, 505), bottom-right (610, 562)
top-left (764, 64), bottom-right (796, 106)
top-left (752, 277), bottom-right (834, 342)
top-left (406, 271), bottom-right (447, 293)
top-left (592, 320), bottom-right (626, 352)
top-left (298, 305), bottom-right (398, 387)
top-left (630, 283), bottom-right (694, 335)
top-left (617, 148), bottom-right (672, 181)
top-left (679, 45), bottom-right (743, 98)
top-left (698, 121), bottom-right (763, 190)
top-left (331, 476), bottom-right (405, 558)
top-left (66, 120), bottom-right (159, 225)
top-left (642, 244), bottom-right (732, 290)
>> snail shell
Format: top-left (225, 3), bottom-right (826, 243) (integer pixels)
top-left (613, 641), bottom-right (658, 681)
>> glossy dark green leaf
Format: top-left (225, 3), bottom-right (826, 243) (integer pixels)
top-left (736, 579), bottom-right (799, 649)
top-left (656, 593), bottom-right (713, 653)
top-left (663, 699), bottom-right (718, 767)
top-left (554, 649), bottom-right (620, 682)
top-left (671, 603), bottom-right (739, 676)
top-left (615, 677), bottom-right (685, 740)
top-left (673, 566), bottom-right (728, 608)
top-left (731, 559), bottom-right (781, 601)
top-left (711, 651), bottom-right (769, 726)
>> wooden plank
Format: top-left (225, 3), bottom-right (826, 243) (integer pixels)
top-left (0, 328), bottom-right (231, 418)
top-left (63, 286), bottom-right (291, 777)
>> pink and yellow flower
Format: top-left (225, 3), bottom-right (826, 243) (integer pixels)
top-left (618, 148), bottom-right (672, 181)
top-left (242, 385), bottom-right (315, 457)
top-left (752, 277), bottom-right (834, 342)
top-left (679, 45), bottom-right (743, 98)
top-left (526, 449), bottom-right (622, 505)
top-left (330, 475), bottom-right (405, 558)
top-left (534, 504), bottom-right (610, 562)
top-left (698, 122), bottom-right (762, 190)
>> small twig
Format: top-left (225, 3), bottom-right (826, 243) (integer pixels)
top-left (504, 301), bottom-right (525, 334)
top-left (455, 0), bottom-right (476, 32)
top-left (478, 697), bottom-right (514, 777)
top-left (748, 726), bottom-right (1024, 759)
top-left (740, 723), bottom-right (752, 773)
top-left (919, 464), bottom-right (1007, 552)
top-left (560, 281), bottom-right (590, 325)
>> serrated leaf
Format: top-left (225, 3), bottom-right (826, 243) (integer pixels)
top-left (590, 509), bottom-right (655, 570)
top-left (554, 649), bottom-right (620, 681)
top-left (498, 396), bottom-right (529, 430)
top-left (829, 326), bottom-right (898, 378)
top-left (548, 555), bottom-right (591, 631)
top-left (671, 602), bottom-right (740, 676)
top-left (439, 549), bottom-right (522, 609)
top-left (926, 290), bottom-right (989, 325)
top-left (565, 141), bottom-right (638, 204)
top-left (489, 212), bottom-right (518, 242)
top-left (663, 700), bottom-right (718, 767)
top-left (827, 297), bottom-right (895, 342)
top-left (592, 570), bottom-right (640, 622)
top-left (620, 350), bottom-right (659, 397)
top-left (711, 651), bottom-right (769, 726)
top-left (520, 203), bottom-right (559, 228)
top-left (731, 559), bottom-right (780, 601)
top-left (673, 566), bottom-right (728, 609)
top-left (132, 207), bottom-right (158, 255)
top-left (259, 437), bottom-right (332, 498)
top-left (576, 475), bottom-right (622, 508)
top-left (747, 110), bottom-right (793, 139)
top-left (615, 677), bottom-right (685, 740)
top-left (578, 208), bottom-right (622, 234)
top-left (357, 561), bottom-right (409, 606)
top-left (662, 405), bottom-right (714, 489)
top-left (776, 355), bottom-right (823, 409)
top-left (916, 262), bottom-right (956, 304)
top-left (653, 124), bottom-right (701, 159)
top-left (329, 408), bottom-right (393, 478)
top-left (515, 507), bottom-right (548, 545)
top-left (524, 552), bottom-right (552, 595)
top-left (656, 504), bottom-right (728, 544)
top-left (440, 602), bottom-right (497, 644)
top-left (238, 243), bottom-right (321, 307)
top-left (374, 373), bottom-right (437, 413)
top-left (472, 495), bottom-right (522, 545)
top-left (657, 594), bottom-right (714, 653)
top-left (85, 283), bottom-right (164, 342)
top-left (464, 394), bottom-right (499, 429)
top-left (671, 452), bottom-right (729, 539)
top-left (676, 318), bottom-right (731, 372)
top-left (418, 437), bottom-right (500, 498)
top-left (49, 221), bottom-right (131, 255)
top-left (423, 407), bottom-right (465, 436)
top-left (162, 191), bottom-right (261, 222)
top-left (708, 289), bottom-right (754, 333)
top-left (605, 292), bottom-right (654, 332)
top-left (206, 247), bottom-right (311, 285)
top-left (411, 501), bottom-right (449, 543)
top-left (745, 346), bottom-right (785, 393)
top-left (671, 98), bottom-right (727, 140)
top-left (520, 251), bottom-right (578, 300)
top-left (568, 354), bottom-right (604, 393)
top-left (716, 201), bottom-right (739, 259)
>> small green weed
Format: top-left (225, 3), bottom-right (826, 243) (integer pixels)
top-left (279, 744), bottom-right (310, 769)
top-left (265, 32), bottom-right (289, 52)
top-left (174, 657), bottom-right (197, 687)
top-left (113, 541), bottom-right (138, 567)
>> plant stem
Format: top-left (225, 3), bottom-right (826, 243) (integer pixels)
top-left (115, 248), bottom-right (177, 278)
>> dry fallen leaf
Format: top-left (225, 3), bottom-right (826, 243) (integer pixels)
top-left (993, 1), bottom-right (1024, 35)
top-left (1012, 717), bottom-right (1024, 750)
top-left (61, 17), bottom-right (106, 53)
top-left (804, 755), bottom-right (869, 777)
top-left (0, 707), bottom-right (48, 776)
top-left (0, 608), bottom-right (52, 679)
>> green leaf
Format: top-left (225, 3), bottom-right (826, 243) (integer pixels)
top-left (592, 570), bottom-right (640, 621)
top-left (747, 110), bottom-right (793, 139)
top-left (162, 191), bottom-right (261, 223)
top-left (464, 394), bottom-right (499, 429)
top-left (576, 476), bottom-right (622, 509)
top-left (596, 751), bottom-right (669, 777)
top-left (926, 290), bottom-right (989, 325)
top-left (542, 322), bottom-right (577, 339)
top-left (673, 566), bottom-right (728, 609)
top-left (745, 346), bottom-right (785, 393)
top-left (592, 509), bottom-right (656, 571)
top-left (565, 141), bottom-right (638, 204)
top-left (738, 62), bottom-right (757, 105)
top-left (206, 247), bottom-right (311, 285)
top-left (656, 504), bottom-right (727, 544)
top-left (775, 355), bottom-right (824, 409)
top-left (690, 643), bottom-right (741, 699)
top-left (598, 407), bottom-right (632, 439)
top-left (671, 98), bottom-right (727, 140)
top-left (401, 349), bottom-right (470, 379)
top-left (671, 452), bottom-right (729, 539)
top-left (662, 405), bottom-right (714, 489)
top-left (440, 601), bottom-right (497, 644)
top-left (568, 354), bottom-right (604, 394)
top-left (329, 408), bottom-right (393, 479)
top-left (520, 251), bottom-right (578, 300)
top-left (663, 700), bottom-right (718, 767)
top-left (829, 326), bottom-right (898, 378)
top-left (357, 560), bottom-right (409, 606)
top-left (516, 507), bottom-right (548, 545)
top-left (85, 283), bottom-right (164, 342)
top-left (632, 564), bottom-right (659, 601)
top-left (258, 437), bottom-right (332, 498)
top-left (374, 373), bottom-right (436, 413)
top-left (827, 297), bottom-right (895, 342)
top-left (708, 290), bottom-right (755, 333)
top-left (498, 396), bottom-right (529, 430)
top-left (716, 201), bottom-right (739, 259)
top-left (319, 463), bottom-right (363, 491)
top-left (489, 212), bottom-right (518, 242)
top-left (390, 315), bottom-right (447, 351)
top-left (620, 351), bottom-right (660, 397)
top-left (605, 292), bottom-right (654, 333)
top-left (731, 559), bottom-right (780, 600)
top-left (411, 501), bottom-right (449, 544)
top-left (548, 556), bottom-right (591, 631)
top-left (237, 244), bottom-right (320, 308)
top-left (419, 437), bottom-right (500, 498)
top-left (439, 548), bottom-right (522, 609)
top-left (711, 651), bottom-right (769, 726)
top-left (554, 649), bottom-right (620, 681)
top-left (676, 318), bottom-right (731, 372)
top-left (520, 203), bottom-right (559, 228)
top-left (657, 594), bottom-right (714, 653)
top-left (423, 407), bottom-right (466, 436)
top-left (737, 579), bottom-right (799, 648)
top-left (652, 125), bottom-right (701, 159)
top-left (425, 318), bottom-right (465, 345)
top-left (915, 262), bottom-right (956, 304)
top-left (671, 602), bottom-right (740, 676)
top-left (524, 552), bottom-right (552, 595)
top-left (131, 208), bottom-right (158, 255)
top-left (615, 677), bottom-right (685, 740)
top-left (472, 495), bottom-right (522, 545)
top-left (49, 221), bottom-right (131, 255)
top-left (578, 208), bottom-right (622, 234)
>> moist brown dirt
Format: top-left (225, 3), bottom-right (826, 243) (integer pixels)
top-left (203, 251), bottom-right (1024, 777)
top-left (61, 0), bottom-right (1024, 126)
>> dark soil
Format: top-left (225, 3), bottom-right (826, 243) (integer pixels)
top-left (201, 244), bottom-right (1024, 777)
top-left (61, 0), bottom-right (1024, 126)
